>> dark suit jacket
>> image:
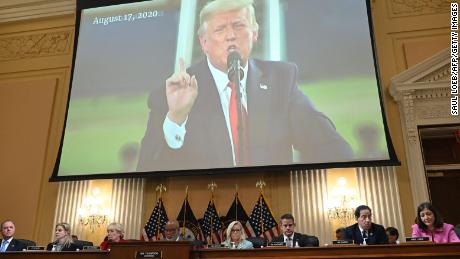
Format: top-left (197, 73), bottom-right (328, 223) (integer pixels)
top-left (345, 223), bottom-right (388, 245)
top-left (271, 232), bottom-right (319, 247)
top-left (137, 59), bottom-right (353, 171)
top-left (0, 238), bottom-right (27, 251)
top-left (46, 242), bottom-right (79, 251)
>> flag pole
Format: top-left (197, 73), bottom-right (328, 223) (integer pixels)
top-left (235, 184), bottom-right (238, 221)
top-left (155, 184), bottom-right (166, 240)
top-left (182, 185), bottom-right (188, 237)
top-left (256, 180), bottom-right (266, 236)
top-left (208, 181), bottom-right (217, 244)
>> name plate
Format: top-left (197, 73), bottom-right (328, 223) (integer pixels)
top-left (406, 237), bottom-right (430, 242)
top-left (83, 246), bottom-right (100, 250)
top-left (136, 251), bottom-right (162, 258)
top-left (268, 242), bottom-right (286, 247)
top-left (27, 246), bottom-right (45, 251)
top-left (207, 244), bottom-right (226, 249)
top-left (332, 240), bottom-right (354, 245)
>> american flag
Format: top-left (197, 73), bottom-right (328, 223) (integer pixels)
top-left (141, 197), bottom-right (168, 241)
top-left (200, 200), bottom-right (224, 244)
top-left (224, 193), bottom-right (253, 238)
top-left (247, 193), bottom-right (279, 242)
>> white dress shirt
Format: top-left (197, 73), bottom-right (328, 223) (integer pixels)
top-left (163, 58), bottom-right (249, 165)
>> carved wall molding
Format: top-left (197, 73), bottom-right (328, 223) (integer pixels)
top-left (0, 30), bottom-right (72, 61)
top-left (389, 48), bottom-right (454, 211)
top-left (0, 0), bottom-right (75, 23)
top-left (415, 66), bottom-right (450, 83)
top-left (388, 0), bottom-right (450, 18)
top-left (416, 103), bottom-right (452, 120)
top-left (413, 87), bottom-right (451, 99)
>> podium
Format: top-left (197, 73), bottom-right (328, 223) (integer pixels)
top-left (110, 241), bottom-right (191, 259)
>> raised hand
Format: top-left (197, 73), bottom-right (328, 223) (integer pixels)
top-left (165, 58), bottom-right (198, 124)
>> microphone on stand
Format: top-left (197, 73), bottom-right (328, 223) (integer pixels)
top-left (227, 51), bottom-right (244, 81)
top-left (227, 51), bottom-right (245, 166)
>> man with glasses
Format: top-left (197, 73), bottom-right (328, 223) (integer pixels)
top-left (345, 205), bottom-right (388, 245)
top-left (271, 213), bottom-right (319, 247)
top-left (164, 220), bottom-right (185, 241)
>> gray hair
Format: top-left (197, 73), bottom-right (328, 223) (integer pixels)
top-left (107, 222), bottom-right (125, 237)
top-left (197, 0), bottom-right (259, 36)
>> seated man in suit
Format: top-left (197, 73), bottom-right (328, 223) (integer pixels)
top-left (271, 213), bottom-right (319, 247)
top-left (164, 220), bottom-right (185, 241)
top-left (137, 0), bottom-right (354, 172)
top-left (0, 220), bottom-right (27, 252)
top-left (345, 205), bottom-right (388, 245)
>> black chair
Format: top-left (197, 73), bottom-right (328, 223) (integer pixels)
top-left (73, 240), bottom-right (93, 249)
top-left (246, 237), bottom-right (266, 248)
top-left (190, 240), bottom-right (204, 248)
top-left (17, 239), bottom-right (36, 248)
top-left (303, 234), bottom-right (319, 247)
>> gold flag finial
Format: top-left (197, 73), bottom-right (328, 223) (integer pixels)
top-left (156, 184), bottom-right (167, 198)
top-left (256, 180), bottom-right (266, 192)
top-left (235, 184), bottom-right (239, 194)
top-left (208, 181), bottom-right (217, 192)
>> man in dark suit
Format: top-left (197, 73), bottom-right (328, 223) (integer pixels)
top-left (271, 214), bottom-right (319, 247)
top-left (137, 0), bottom-right (353, 172)
top-left (345, 205), bottom-right (388, 245)
top-left (0, 220), bottom-right (27, 252)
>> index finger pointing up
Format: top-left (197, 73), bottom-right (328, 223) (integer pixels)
top-left (179, 58), bottom-right (186, 73)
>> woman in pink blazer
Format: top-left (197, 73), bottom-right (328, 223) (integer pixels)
top-left (412, 202), bottom-right (460, 243)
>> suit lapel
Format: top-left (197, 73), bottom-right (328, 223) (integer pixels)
top-left (354, 225), bottom-right (363, 244)
top-left (246, 60), bottom-right (271, 159)
top-left (6, 239), bottom-right (15, 251)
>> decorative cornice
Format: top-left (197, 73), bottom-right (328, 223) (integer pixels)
top-left (388, 0), bottom-right (450, 18)
top-left (0, 0), bottom-right (75, 24)
top-left (414, 66), bottom-right (450, 83)
top-left (0, 30), bottom-right (72, 61)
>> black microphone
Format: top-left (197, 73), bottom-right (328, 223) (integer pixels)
top-left (227, 51), bottom-right (244, 81)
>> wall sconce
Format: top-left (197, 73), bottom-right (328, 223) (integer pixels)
top-left (78, 187), bottom-right (110, 232)
top-left (326, 177), bottom-right (359, 227)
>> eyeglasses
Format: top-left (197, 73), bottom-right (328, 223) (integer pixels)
top-left (231, 229), bottom-right (241, 232)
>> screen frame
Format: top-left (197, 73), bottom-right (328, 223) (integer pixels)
top-left (50, 0), bottom-right (400, 182)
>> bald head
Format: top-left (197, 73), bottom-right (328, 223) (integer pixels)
top-left (164, 220), bottom-right (180, 241)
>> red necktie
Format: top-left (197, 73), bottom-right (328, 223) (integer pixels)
top-left (228, 82), bottom-right (248, 165)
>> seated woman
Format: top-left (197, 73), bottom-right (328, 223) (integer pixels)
top-left (412, 202), bottom-right (460, 243)
top-left (222, 221), bottom-right (253, 249)
top-left (46, 223), bottom-right (78, 251)
top-left (100, 222), bottom-right (127, 250)
top-left (385, 227), bottom-right (400, 244)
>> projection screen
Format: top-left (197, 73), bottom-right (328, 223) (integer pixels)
top-left (51, 0), bottom-right (398, 180)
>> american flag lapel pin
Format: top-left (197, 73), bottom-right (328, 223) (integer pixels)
top-left (259, 83), bottom-right (268, 90)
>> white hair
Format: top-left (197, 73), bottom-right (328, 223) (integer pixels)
top-left (197, 0), bottom-right (259, 36)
